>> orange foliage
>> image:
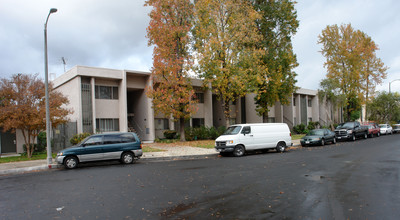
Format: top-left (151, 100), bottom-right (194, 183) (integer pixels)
top-left (0, 74), bottom-right (72, 157)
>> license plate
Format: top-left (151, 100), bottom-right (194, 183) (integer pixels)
top-left (338, 137), bottom-right (341, 139)
top-left (305, 141), bottom-right (310, 144)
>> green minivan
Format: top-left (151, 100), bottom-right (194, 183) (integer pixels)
top-left (56, 132), bottom-right (143, 169)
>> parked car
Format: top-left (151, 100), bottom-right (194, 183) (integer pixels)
top-left (56, 132), bottom-right (143, 169)
top-left (392, 124), bottom-right (400, 133)
top-left (379, 124), bottom-right (393, 135)
top-left (335, 121), bottom-right (368, 141)
top-left (300, 129), bottom-right (336, 147)
top-left (215, 123), bottom-right (292, 157)
top-left (362, 122), bottom-right (381, 138)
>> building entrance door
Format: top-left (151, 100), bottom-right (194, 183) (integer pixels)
top-left (1, 131), bottom-right (17, 153)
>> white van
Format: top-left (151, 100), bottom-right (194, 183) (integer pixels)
top-left (215, 123), bottom-right (292, 157)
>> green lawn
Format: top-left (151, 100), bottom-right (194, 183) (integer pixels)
top-left (292, 134), bottom-right (305, 140)
top-left (0, 153), bottom-right (56, 164)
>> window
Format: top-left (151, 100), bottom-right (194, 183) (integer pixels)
top-left (120, 133), bottom-right (136, 143)
top-left (103, 133), bottom-right (136, 144)
top-left (95, 85), bottom-right (118, 100)
top-left (83, 136), bottom-right (103, 146)
top-left (293, 97), bottom-right (296, 106)
top-left (96, 118), bottom-right (119, 132)
top-left (241, 126), bottom-right (251, 134)
top-left (267, 117), bottom-right (275, 123)
top-left (308, 99), bottom-right (312, 107)
top-left (194, 93), bottom-right (204, 103)
top-left (192, 118), bottom-right (205, 128)
top-left (103, 135), bottom-right (121, 145)
top-left (155, 118), bottom-right (169, 130)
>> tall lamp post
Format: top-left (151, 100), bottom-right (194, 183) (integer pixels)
top-left (389, 79), bottom-right (400, 94)
top-left (44, 8), bottom-right (57, 166)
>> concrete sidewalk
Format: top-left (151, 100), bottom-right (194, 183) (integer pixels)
top-left (0, 140), bottom-right (301, 176)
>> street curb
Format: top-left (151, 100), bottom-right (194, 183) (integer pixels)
top-left (140, 153), bottom-right (219, 162)
top-left (0, 163), bottom-right (62, 176)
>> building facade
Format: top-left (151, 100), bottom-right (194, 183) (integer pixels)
top-left (51, 65), bottom-right (338, 144)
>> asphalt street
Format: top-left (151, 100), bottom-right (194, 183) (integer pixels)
top-left (1, 134), bottom-right (399, 220)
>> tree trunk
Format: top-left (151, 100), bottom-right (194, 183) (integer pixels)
top-left (262, 111), bottom-right (269, 123)
top-left (179, 117), bottom-right (186, 142)
top-left (223, 99), bottom-right (231, 127)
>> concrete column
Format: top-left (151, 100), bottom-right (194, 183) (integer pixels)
top-left (204, 87), bottom-right (213, 127)
top-left (146, 77), bottom-right (155, 142)
top-left (90, 77), bottom-right (96, 133)
top-left (119, 71), bottom-right (128, 132)
top-left (77, 76), bottom-right (83, 133)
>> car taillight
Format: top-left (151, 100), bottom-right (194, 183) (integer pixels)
top-left (140, 144), bottom-right (142, 149)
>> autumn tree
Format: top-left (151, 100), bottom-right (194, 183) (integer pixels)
top-left (318, 24), bottom-right (387, 121)
top-left (251, 0), bottom-right (299, 122)
top-left (368, 92), bottom-right (400, 123)
top-left (145, 0), bottom-right (197, 141)
top-left (359, 36), bottom-right (388, 116)
top-left (193, 0), bottom-right (263, 127)
top-left (0, 74), bottom-right (71, 158)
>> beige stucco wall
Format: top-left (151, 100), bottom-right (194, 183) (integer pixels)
top-left (95, 100), bottom-right (120, 118)
top-left (15, 130), bottom-right (36, 154)
top-left (54, 76), bottom-right (81, 129)
top-left (245, 94), bottom-right (262, 123)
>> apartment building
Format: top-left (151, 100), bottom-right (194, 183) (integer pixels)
top-left (52, 65), bottom-right (335, 142)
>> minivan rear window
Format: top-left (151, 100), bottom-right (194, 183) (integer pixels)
top-left (223, 126), bottom-right (242, 135)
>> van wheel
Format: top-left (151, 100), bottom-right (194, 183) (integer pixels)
top-left (276, 142), bottom-right (286, 153)
top-left (233, 145), bottom-right (245, 157)
top-left (121, 152), bottom-right (135, 164)
top-left (64, 156), bottom-right (78, 169)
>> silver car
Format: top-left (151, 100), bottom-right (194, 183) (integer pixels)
top-left (379, 124), bottom-right (393, 135)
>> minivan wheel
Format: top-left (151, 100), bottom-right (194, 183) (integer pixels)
top-left (276, 142), bottom-right (286, 153)
top-left (233, 145), bottom-right (245, 157)
top-left (64, 156), bottom-right (78, 169)
top-left (121, 152), bottom-right (134, 164)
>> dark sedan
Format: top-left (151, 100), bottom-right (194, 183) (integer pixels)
top-left (300, 129), bottom-right (336, 147)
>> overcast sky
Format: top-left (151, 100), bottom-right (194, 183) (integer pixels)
top-left (1, 0), bottom-right (399, 92)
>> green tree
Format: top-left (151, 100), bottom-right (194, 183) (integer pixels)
top-left (318, 78), bottom-right (344, 126)
top-left (0, 74), bottom-right (71, 158)
top-left (145, 0), bottom-right (197, 141)
top-left (368, 92), bottom-right (400, 123)
top-left (318, 24), bottom-right (387, 121)
top-left (192, 0), bottom-right (263, 127)
top-left (251, 0), bottom-right (299, 121)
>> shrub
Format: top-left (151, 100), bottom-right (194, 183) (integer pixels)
top-left (163, 130), bottom-right (177, 139)
top-left (70, 132), bottom-right (91, 145)
top-left (184, 126), bottom-right (226, 141)
top-left (293, 124), bottom-right (306, 134)
top-left (307, 121), bottom-right (320, 130)
top-left (23, 144), bottom-right (46, 154)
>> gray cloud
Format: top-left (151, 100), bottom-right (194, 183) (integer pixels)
top-left (1, 0), bottom-right (399, 92)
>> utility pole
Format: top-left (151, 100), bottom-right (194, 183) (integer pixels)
top-left (44, 8), bottom-right (58, 166)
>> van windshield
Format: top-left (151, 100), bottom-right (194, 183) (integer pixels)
top-left (223, 126), bottom-right (242, 135)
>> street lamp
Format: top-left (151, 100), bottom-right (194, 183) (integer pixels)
top-left (44, 8), bottom-right (57, 166)
top-left (389, 79), bottom-right (400, 93)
